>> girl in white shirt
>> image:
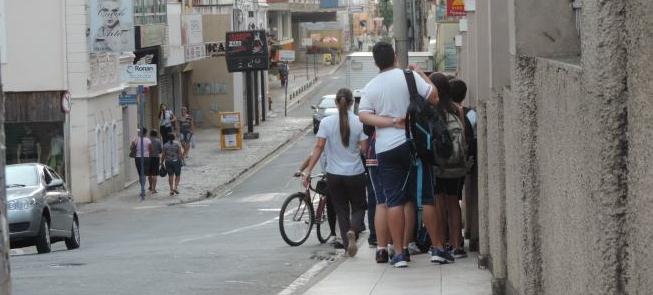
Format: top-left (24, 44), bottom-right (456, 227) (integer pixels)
top-left (302, 88), bottom-right (368, 257)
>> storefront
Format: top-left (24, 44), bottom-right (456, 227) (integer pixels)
top-left (4, 91), bottom-right (68, 178)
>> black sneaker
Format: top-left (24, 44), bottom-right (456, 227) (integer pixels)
top-left (368, 238), bottom-right (378, 248)
top-left (430, 247), bottom-right (455, 264)
top-left (452, 248), bottom-right (467, 259)
top-left (403, 248), bottom-right (411, 262)
top-left (376, 249), bottom-right (389, 263)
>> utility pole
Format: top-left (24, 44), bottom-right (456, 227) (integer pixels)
top-left (393, 0), bottom-right (409, 68)
top-left (0, 57), bottom-right (12, 295)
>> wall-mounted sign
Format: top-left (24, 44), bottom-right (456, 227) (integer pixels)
top-left (124, 64), bottom-right (157, 86)
top-left (465, 0), bottom-right (476, 11)
top-left (279, 50), bottom-right (295, 62)
top-left (225, 30), bottom-right (270, 73)
top-left (118, 88), bottom-right (137, 105)
top-left (89, 0), bottom-right (135, 53)
top-left (459, 18), bottom-right (468, 32)
top-left (455, 34), bottom-right (463, 47)
top-left (205, 41), bottom-right (226, 57)
top-left (302, 38), bottom-right (313, 47)
top-left (136, 24), bottom-right (165, 49)
top-left (185, 44), bottom-right (206, 62)
top-left (182, 14), bottom-right (203, 46)
top-left (447, 0), bottom-right (467, 17)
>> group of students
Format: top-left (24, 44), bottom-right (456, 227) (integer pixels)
top-left (300, 41), bottom-right (476, 268)
top-left (130, 105), bottom-right (195, 197)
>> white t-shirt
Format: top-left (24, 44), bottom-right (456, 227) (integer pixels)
top-left (359, 68), bottom-right (433, 154)
top-left (316, 111), bottom-right (368, 176)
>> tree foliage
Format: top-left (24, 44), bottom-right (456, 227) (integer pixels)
top-left (378, 0), bottom-right (393, 32)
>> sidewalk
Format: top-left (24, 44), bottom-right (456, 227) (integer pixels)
top-left (303, 246), bottom-right (492, 295)
top-left (79, 61), bottom-right (343, 214)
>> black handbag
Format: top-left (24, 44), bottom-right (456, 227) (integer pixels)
top-left (158, 164), bottom-right (167, 177)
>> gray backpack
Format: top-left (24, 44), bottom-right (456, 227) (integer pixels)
top-left (434, 112), bottom-right (471, 178)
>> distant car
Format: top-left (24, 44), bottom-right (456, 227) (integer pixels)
top-left (312, 94), bottom-right (338, 134)
top-left (6, 163), bottom-right (80, 254)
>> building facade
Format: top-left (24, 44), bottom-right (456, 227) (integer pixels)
top-left (458, 0), bottom-right (653, 294)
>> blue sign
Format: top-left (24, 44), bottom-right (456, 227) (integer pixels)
top-left (119, 93), bottom-right (137, 105)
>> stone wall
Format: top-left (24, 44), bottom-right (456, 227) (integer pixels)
top-left (472, 0), bottom-right (652, 293)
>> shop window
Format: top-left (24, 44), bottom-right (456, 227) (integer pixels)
top-left (104, 124), bottom-right (111, 180)
top-left (95, 125), bottom-right (104, 184)
top-left (112, 123), bottom-right (119, 176)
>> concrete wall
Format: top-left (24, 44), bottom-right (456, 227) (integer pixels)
top-left (2, 0), bottom-right (66, 91)
top-left (626, 1), bottom-right (653, 294)
top-left (461, 0), bottom-right (653, 293)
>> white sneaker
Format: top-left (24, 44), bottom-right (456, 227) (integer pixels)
top-left (408, 242), bottom-right (421, 255)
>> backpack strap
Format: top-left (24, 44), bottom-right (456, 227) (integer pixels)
top-left (403, 70), bottom-right (418, 142)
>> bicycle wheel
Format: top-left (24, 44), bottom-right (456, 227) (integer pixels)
top-left (315, 196), bottom-right (332, 244)
top-left (279, 192), bottom-right (314, 246)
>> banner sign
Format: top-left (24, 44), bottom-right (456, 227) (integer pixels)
top-left (447, 0), bottom-right (467, 16)
top-left (225, 30), bottom-right (270, 73)
top-left (90, 0), bottom-right (135, 53)
top-left (182, 14), bottom-right (203, 46)
top-left (206, 41), bottom-right (226, 57)
top-left (124, 64), bottom-right (157, 86)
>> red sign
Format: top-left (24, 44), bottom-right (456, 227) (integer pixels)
top-left (225, 30), bottom-right (270, 72)
top-left (447, 0), bottom-right (466, 16)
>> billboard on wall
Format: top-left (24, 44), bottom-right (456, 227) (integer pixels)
top-left (447, 0), bottom-right (467, 16)
top-left (89, 0), bottom-right (135, 53)
top-left (225, 30), bottom-right (269, 72)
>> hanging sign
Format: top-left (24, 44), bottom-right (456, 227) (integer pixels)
top-left (447, 0), bottom-right (467, 16)
top-left (225, 30), bottom-right (270, 72)
top-left (124, 64), bottom-right (158, 86)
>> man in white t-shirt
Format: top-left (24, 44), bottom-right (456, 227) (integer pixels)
top-left (358, 42), bottom-right (439, 268)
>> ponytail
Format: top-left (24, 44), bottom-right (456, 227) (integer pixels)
top-left (335, 88), bottom-right (354, 148)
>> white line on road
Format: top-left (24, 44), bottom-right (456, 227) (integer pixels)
top-left (277, 260), bottom-right (330, 295)
top-left (258, 208), bottom-right (282, 212)
top-left (133, 205), bottom-right (166, 210)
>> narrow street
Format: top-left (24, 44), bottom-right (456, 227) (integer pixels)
top-left (10, 67), bottom-right (349, 295)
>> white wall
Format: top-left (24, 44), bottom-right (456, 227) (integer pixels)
top-left (2, 0), bottom-right (66, 91)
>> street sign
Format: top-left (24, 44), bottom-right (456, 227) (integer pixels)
top-left (124, 64), bottom-right (157, 86)
top-left (119, 92), bottom-right (137, 105)
top-left (279, 50), bottom-right (295, 62)
top-left (225, 30), bottom-right (270, 73)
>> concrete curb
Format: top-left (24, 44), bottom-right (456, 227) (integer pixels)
top-left (165, 123), bottom-right (312, 206)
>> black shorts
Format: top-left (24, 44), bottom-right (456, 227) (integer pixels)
top-left (134, 157), bottom-right (151, 176)
top-left (377, 142), bottom-right (413, 207)
top-left (148, 157), bottom-right (160, 176)
top-left (435, 177), bottom-right (464, 197)
top-left (413, 159), bottom-right (435, 205)
top-left (165, 160), bottom-right (182, 176)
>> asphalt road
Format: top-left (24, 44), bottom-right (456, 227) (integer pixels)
top-left (10, 66), bottom-right (350, 295)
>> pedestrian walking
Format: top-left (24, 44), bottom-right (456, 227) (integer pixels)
top-left (430, 72), bottom-right (468, 261)
top-left (148, 130), bottom-right (163, 194)
top-left (162, 134), bottom-right (184, 196)
top-left (179, 106), bottom-right (194, 159)
top-left (131, 128), bottom-right (152, 190)
top-left (302, 88), bottom-right (368, 257)
top-left (358, 42), bottom-right (443, 267)
top-left (159, 104), bottom-right (176, 143)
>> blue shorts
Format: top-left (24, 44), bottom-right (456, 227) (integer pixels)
top-left (377, 142), bottom-right (414, 208)
top-left (367, 166), bottom-right (385, 204)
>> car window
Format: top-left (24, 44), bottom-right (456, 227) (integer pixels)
top-left (47, 168), bottom-right (62, 182)
top-left (5, 166), bottom-right (39, 187)
top-left (43, 168), bottom-right (53, 184)
top-left (318, 97), bottom-right (336, 108)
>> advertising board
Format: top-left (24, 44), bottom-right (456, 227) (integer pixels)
top-left (225, 30), bottom-right (270, 72)
top-left (124, 64), bottom-right (157, 86)
top-left (89, 0), bottom-right (135, 53)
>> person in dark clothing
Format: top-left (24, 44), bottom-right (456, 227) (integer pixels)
top-left (148, 130), bottom-right (163, 194)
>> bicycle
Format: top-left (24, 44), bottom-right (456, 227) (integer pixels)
top-left (279, 173), bottom-right (332, 246)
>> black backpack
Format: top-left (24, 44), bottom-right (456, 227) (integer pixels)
top-left (403, 70), bottom-right (452, 165)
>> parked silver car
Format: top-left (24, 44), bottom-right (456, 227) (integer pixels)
top-left (6, 164), bottom-right (80, 254)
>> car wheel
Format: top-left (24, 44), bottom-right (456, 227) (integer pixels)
top-left (65, 218), bottom-right (80, 250)
top-left (35, 217), bottom-right (52, 254)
